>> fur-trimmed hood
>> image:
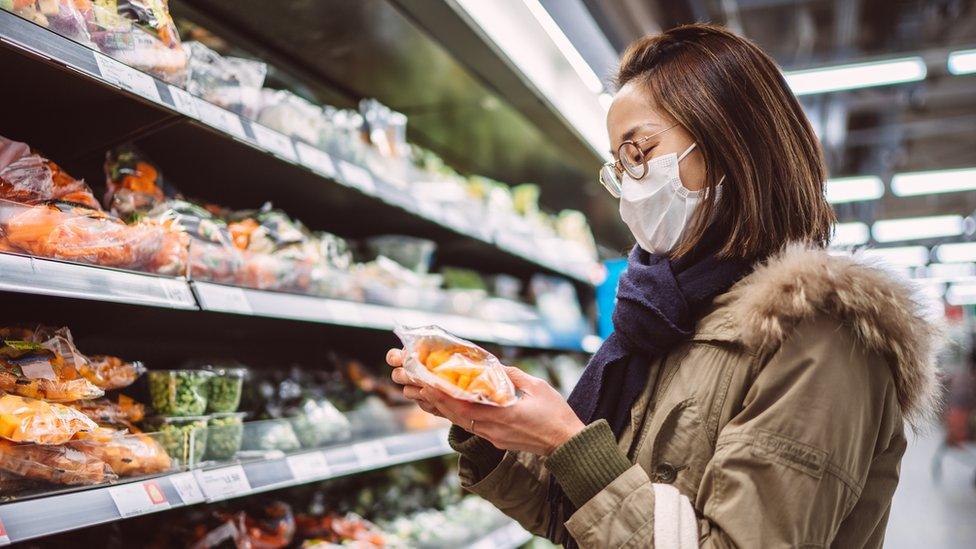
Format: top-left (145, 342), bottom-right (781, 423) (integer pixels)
top-left (712, 244), bottom-right (943, 427)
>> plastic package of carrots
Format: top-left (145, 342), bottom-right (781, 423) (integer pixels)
top-left (394, 325), bottom-right (517, 406)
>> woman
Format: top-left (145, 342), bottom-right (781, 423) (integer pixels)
top-left (387, 24), bottom-right (939, 548)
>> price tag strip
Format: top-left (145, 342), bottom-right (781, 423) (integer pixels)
top-left (250, 124), bottom-right (298, 162)
top-left (93, 52), bottom-right (161, 103)
top-left (169, 472), bottom-right (205, 505)
top-left (194, 98), bottom-right (247, 139)
top-left (337, 160), bottom-right (377, 194)
top-left (286, 451), bottom-right (332, 481)
top-left (108, 480), bottom-right (171, 518)
top-left (295, 142), bottom-right (337, 178)
top-left (195, 283), bottom-right (253, 315)
top-left (351, 440), bottom-right (390, 468)
top-left (195, 465), bottom-right (252, 502)
top-left (168, 85), bottom-right (200, 119)
top-left (0, 516), bottom-right (10, 546)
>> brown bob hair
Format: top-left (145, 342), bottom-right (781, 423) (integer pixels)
top-left (616, 24), bottom-right (835, 260)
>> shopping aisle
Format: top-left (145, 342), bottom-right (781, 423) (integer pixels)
top-left (886, 426), bottom-right (976, 548)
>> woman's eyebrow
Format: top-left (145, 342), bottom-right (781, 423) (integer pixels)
top-left (621, 122), bottom-right (661, 143)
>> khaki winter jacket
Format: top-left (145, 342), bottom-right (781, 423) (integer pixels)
top-left (454, 246), bottom-right (941, 548)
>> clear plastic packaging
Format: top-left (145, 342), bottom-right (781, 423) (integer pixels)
top-left (242, 418), bottom-right (301, 452)
top-left (87, 0), bottom-right (187, 85)
top-left (0, 393), bottom-right (99, 445)
top-left (144, 415), bottom-right (208, 466)
top-left (0, 199), bottom-right (171, 271)
top-left (0, 339), bottom-right (104, 402)
top-left (205, 411), bottom-right (245, 461)
top-left (285, 399), bottom-right (351, 449)
top-left (70, 394), bottom-right (147, 427)
top-left (147, 369), bottom-right (215, 416)
top-left (394, 325), bottom-right (517, 406)
top-left (69, 427), bottom-right (173, 477)
top-left (184, 41), bottom-right (267, 118)
top-left (80, 355), bottom-right (147, 390)
top-left (0, 1), bottom-right (95, 48)
top-left (0, 135), bottom-right (101, 209)
top-left (366, 235), bottom-right (436, 275)
top-left (205, 366), bottom-right (247, 413)
top-left (0, 439), bottom-right (114, 486)
top-left (103, 145), bottom-right (174, 220)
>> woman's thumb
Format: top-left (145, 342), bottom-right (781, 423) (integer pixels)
top-left (504, 366), bottom-right (537, 389)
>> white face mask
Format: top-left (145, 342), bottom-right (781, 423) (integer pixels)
top-left (619, 142), bottom-right (720, 254)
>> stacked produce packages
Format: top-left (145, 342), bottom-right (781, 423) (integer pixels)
top-left (1, 1), bottom-right (187, 84)
top-left (0, 325), bottom-right (169, 495)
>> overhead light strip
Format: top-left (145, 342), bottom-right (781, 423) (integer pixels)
top-left (784, 56), bottom-right (926, 96)
top-left (872, 215), bottom-right (964, 243)
top-left (825, 176), bottom-right (884, 204)
top-left (948, 48), bottom-right (976, 75)
top-left (831, 222), bottom-right (870, 247)
top-left (891, 167), bottom-right (976, 196)
top-left (935, 242), bottom-right (976, 263)
top-left (861, 246), bottom-right (930, 267)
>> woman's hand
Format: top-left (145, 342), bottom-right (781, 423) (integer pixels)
top-left (385, 348), bottom-right (584, 456)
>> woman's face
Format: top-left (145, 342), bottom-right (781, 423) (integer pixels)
top-left (606, 82), bottom-right (706, 192)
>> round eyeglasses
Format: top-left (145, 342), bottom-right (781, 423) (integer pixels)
top-left (599, 123), bottom-right (678, 198)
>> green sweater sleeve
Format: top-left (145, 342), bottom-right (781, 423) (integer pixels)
top-left (448, 425), bottom-right (505, 478)
top-left (544, 419), bottom-right (632, 508)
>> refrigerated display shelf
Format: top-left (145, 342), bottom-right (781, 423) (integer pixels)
top-left (0, 428), bottom-right (451, 544)
top-left (0, 252), bottom-right (592, 351)
top-left (466, 519), bottom-right (534, 549)
top-left (0, 9), bottom-right (597, 286)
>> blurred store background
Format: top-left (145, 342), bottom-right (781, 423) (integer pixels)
top-left (0, 0), bottom-right (974, 547)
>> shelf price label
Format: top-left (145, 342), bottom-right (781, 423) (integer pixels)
top-left (158, 278), bottom-right (195, 305)
top-left (197, 284), bottom-right (253, 315)
top-left (94, 52), bottom-right (162, 103)
top-left (295, 142), bottom-right (336, 178)
top-left (168, 85), bottom-right (200, 119)
top-left (194, 98), bottom-right (247, 139)
top-left (337, 160), bottom-right (377, 194)
top-left (108, 480), bottom-right (171, 518)
top-left (352, 440), bottom-right (389, 467)
top-left (195, 465), bottom-right (251, 501)
top-left (251, 124), bottom-right (298, 162)
top-left (286, 451), bottom-right (331, 481)
top-left (0, 516), bottom-right (10, 546)
top-left (170, 472), bottom-right (205, 505)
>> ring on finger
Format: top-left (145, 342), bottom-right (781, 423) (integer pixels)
top-left (469, 418), bottom-right (476, 433)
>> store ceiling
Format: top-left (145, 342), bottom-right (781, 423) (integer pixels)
top-left (582, 0), bottom-right (976, 238)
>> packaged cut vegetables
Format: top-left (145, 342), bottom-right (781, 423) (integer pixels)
top-left (0, 339), bottom-right (104, 402)
top-left (0, 394), bottom-right (98, 444)
top-left (70, 394), bottom-right (146, 427)
top-left (394, 325), bottom-right (517, 406)
top-left (0, 439), bottom-right (114, 486)
top-left (87, 0), bottom-right (187, 85)
top-left (145, 415), bottom-right (208, 465)
top-left (70, 427), bottom-right (172, 476)
top-left (0, 135), bottom-right (101, 209)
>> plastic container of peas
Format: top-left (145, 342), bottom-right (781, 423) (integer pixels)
top-left (147, 369), bottom-right (214, 416)
top-left (204, 366), bottom-right (247, 413)
top-left (205, 412), bottom-right (246, 461)
top-left (144, 415), bottom-right (209, 467)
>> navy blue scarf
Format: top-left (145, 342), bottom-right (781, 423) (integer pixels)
top-left (548, 227), bottom-right (753, 546)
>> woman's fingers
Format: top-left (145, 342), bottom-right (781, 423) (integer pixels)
top-left (391, 366), bottom-right (415, 386)
top-left (423, 386), bottom-right (495, 425)
top-left (385, 348), bottom-right (404, 367)
top-left (504, 366), bottom-right (541, 392)
top-left (417, 401), bottom-right (443, 417)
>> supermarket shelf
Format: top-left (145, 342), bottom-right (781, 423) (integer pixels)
top-left (0, 253), bottom-right (197, 310)
top-left (0, 428), bottom-right (451, 544)
top-left (466, 520), bottom-right (534, 549)
top-left (0, 9), bottom-right (597, 287)
top-left (192, 281), bottom-right (591, 351)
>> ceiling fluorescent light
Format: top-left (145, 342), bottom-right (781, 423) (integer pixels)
top-left (784, 56), bottom-right (926, 96)
top-left (891, 167), bottom-right (976, 196)
top-left (935, 242), bottom-right (976, 263)
top-left (831, 222), bottom-right (870, 247)
top-left (861, 246), bottom-right (930, 267)
top-left (825, 176), bottom-right (884, 203)
top-left (948, 48), bottom-right (976, 75)
top-left (947, 282), bottom-right (976, 306)
top-left (872, 215), bottom-right (964, 243)
top-left (521, 0), bottom-right (604, 94)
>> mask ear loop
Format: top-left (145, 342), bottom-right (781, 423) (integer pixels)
top-left (677, 142), bottom-right (697, 162)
